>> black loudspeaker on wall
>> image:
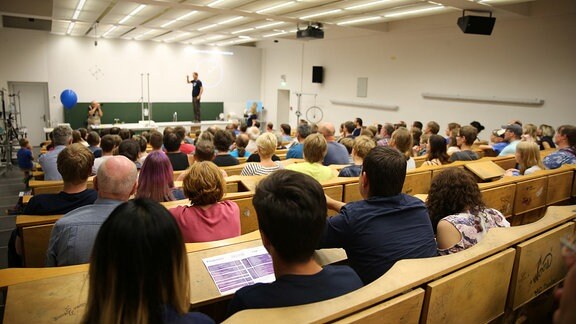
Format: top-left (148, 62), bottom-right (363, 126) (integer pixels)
top-left (312, 66), bottom-right (323, 83)
top-left (457, 11), bottom-right (496, 35)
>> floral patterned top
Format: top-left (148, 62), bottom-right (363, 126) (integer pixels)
top-left (543, 148), bottom-right (576, 170)
top-left (437, 208), bottom-right (510, 255)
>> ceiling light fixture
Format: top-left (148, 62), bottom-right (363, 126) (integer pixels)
top-left (256, 21), bottom-right (285, 29)
top-left (119, 4), bottom-right (147, 24)
top-left (345, 0), bottom-right (390, 10)
top-left (337, 16), bottom-right (382, 25)
top-left (161, 11), bottom-right (198, 28)
top-left (231, 27), bottom-right (254, 34)
top-left (218, 16), bottom-right (244, 24)
top-left (198, 24), bottom-right (218, 31)
top-left (102, 26), bottom-right (118, 37)
top-left (207, 0), bottom-right (226, 7)
top-left (263, 31), bottom-right (287, 38)
top-left (300, 9), bottom-right (342, 20)
top-left (66, 22), bottom-right (75, 35)
top-left (384, 5), bottom-right (444, 18)
top-left (256, 1), bottom-right (295, 14)
top-left (72, 0), bottom-right (87, 20)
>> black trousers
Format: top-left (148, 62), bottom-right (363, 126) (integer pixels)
top-left (193, 97), bottom-right (201, 122)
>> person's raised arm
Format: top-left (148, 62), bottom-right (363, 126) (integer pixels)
top-left (186, 75), bottom-right (190, 83)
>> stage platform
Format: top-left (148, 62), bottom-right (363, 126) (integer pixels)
top-left (44, 120), bottom-right (231, 135)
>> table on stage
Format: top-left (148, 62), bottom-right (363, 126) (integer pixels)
top-left (43, 120), bottom-right (232, 136)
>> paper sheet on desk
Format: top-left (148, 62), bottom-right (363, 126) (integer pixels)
top-left (202, 246), bottom-right (275, 295)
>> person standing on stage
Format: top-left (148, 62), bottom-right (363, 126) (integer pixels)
top-left (187, 72), bottom-right (203, 123)
top-left (87, 101), bottom-right (103, 129)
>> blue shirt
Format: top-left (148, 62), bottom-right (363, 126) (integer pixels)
top-left (46, 198), bottom-right (123, 266)
top-left (543, 148), bottom-right (576, 169)
top-left (319, 194), bottom-right (438, 284)
top-left (498, 140), bottom-right (520, 156)
top-left (17, 148), bottom-right (33, 170)
top-left (230, 149), bottom-right (250, 158)
top-left (338, 164), bottom-right (362, 177)
top-left (323, 141), bottom-right (350, 166)
top-left (39, 145), bottom-right (66, 180)
top-left (286, 143), bottom-right (303, 159)
top-left (227, 265), bottom-right (363, 317)
top-left (492, 142), bottom-right (508, 154)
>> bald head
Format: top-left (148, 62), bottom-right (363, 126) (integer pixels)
top-left (319, 122), bottom-right (336, 140)
top-left (95, 156), bottom-right (138, 200)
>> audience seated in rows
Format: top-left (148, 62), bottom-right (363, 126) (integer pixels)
top-left (92, 134), bottom-right (119, 175)
top-left (390, 127), bottom-right (416, 170)
top-left (505, 141), bottom-right (544, 176)
top-left (338, 135), bottom-right (375, 177)
top-left (227, 170), bottom-right (363, 317)
top-left (544, 125), bottom-right (576, 169)
top-left (39, 125), bottom-right (72, 180)
top-left (499, 124), bottom-right (523, 156)
top-left (286, 124), bottom-right (311, 159)
top-left (426, 168), bottom-right (509, 255)
top-left (72, 130), bottom-right (89, 147)
top-left (230, 133), bottom-right (250, 158)
top-left (319, 122), bottom-right (349, 166)
top-left (424, 121), bottom-right (440, 135)
top-left (450, 125), bottom-right (479, 162)
top-left (83, 199), bottom-right (214, 323)
top-left (46, 156), bottom-right (138, 266)
top-left (164, 132), bottom-right (189, 171)
top-left (170, 162), bottom-right (240, 243)
top-left (213, 129), bottom-right (239, 167)
top-left (86, 131), bottom-right (102, 158)
top-left (286, 134), bottom-right (336, 182)
top-left (241, 133), bottom-right (284, 176)
top-left (136, 151), bottom-right (184, 202)
top-left (148, 130), bottom-right (164, 152)
top-left (118, 138), bottom-right (141, 169)
top-left (422, 134), bottom-right (451, 167)
top-left (377, 122), bottom-right (394, 147)
top-left (321, 146), bottom-right (437, 284)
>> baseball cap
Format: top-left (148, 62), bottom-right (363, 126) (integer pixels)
top-left (502, 124), bottom-right (522, 136)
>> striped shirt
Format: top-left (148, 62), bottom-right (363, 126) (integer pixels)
top-left (240, 161), bottom-right (284, 176)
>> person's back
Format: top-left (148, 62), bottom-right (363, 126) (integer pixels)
top-left (320, 146), bottom-right (437, 284)
top-left (39, 125), bottom-right (72, 180)
top-left (164, 132), bottom-right (189, 171)
top-left (285, 134), bottom-right (335, 182)
top-left (227, 170), bottom-right (362, 317)
top-left (46, 156), bottom-right (138, 266)
top-left (24, 144), bottom-right (97, 215)
top-left (212, 129), bottom-right (239, 166)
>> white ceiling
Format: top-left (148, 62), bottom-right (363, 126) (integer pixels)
top-left (2, 0), bottom-right (537, 46)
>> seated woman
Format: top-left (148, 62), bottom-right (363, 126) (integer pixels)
top-left (538, 124), bottom-right (556, 150)
top-left (505, 141), bottom-right (545, 176)
top-left (421, 134), bottom-right (451, 167)
top-left (390, 127), bottom-right (415, 170)
top-left (136, 151), bottom-right (184, 202)
top-left (230, 133), bottom-right (251, 158)
top-left (241, 132), bottom-right (284, 176)
top-left (286, 133), bottom-right (336, 182)
top-left (426, 168), bottom-right (510, 255)
top-left (449, 126), bottom-right (479, 162)
top-left (170, 161), bottom-right (240, 243)
top-left (82, 199), bottom-right (214, 323)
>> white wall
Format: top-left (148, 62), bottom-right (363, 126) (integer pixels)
top-left (258, 1), bottom-right (576, 137)
top-left (0, 29), bottom-right (261, 123)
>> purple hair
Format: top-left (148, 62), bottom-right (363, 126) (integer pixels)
top-left (136, 151), bottom-right (176, 202)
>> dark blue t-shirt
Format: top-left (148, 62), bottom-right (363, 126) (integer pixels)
top-left (319, 194), bottom-right (438, 284)
top-left (162, 306), bottom-right (214, 324)
top-left (323, 141), bottom-right (350, 166)
top-left (23, 189), bottom-right (98, 215)
top-left (191, 79), bottom-right (203, 97)
top-left (338, 164), bottom-right (362, 177)
top-left (17, 148), bottom-right (33, 170)
top-left (227, 265), bottom-right (363, 317)
top-left (286, 143), bottom-right (303, 159)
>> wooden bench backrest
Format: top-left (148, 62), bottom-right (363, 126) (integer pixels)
top-left (421, 249), bottom-right (516, 323)
top-left (492, 156), bottom-right (517, 170)
top-left (507, 222), bottom-right (574, 310)
top-left (480, 184), bottom-right (515, 218)
top-left (513, 175), bottom-right (548, 215)
top-left (21, 224), bottom-right (53, 267)
top-left (465, 160), bottom-right (505, 181)
top-left (344, 182), bottom-right (361, 203)
top-left (402, 170), bottom-right (431, 195)
top-left (334, 288), bottom-right (425, 324)
top-left (220, 164), bottom-right (244, 176)
top-left (546, 170), bottom-right (574, 205)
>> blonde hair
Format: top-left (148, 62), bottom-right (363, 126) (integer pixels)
top-left (516, 141), bottom-right (544, 175)
top-left (539, 124), bottom-right (555, 138)
top-left (256, 132), bottom-right (277, 157)
top-left (390, 127), bottom-right (413, 160)
top-left (353, 135), bottom-right (376, 159)
top-left (183, 161), bottom-right (225, 205)
top-left (523, 123), bottom-right (537, 141)
top-left (303, 133), bottom-right (327, 163)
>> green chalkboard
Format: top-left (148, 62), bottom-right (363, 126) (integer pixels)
top-left (64, 102), bottom-right (224, 129)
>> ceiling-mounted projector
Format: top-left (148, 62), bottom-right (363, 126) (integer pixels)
top-left (297, 24), bottom-right (324, 39)
top-left (457, 10), bottom-right (495, 35)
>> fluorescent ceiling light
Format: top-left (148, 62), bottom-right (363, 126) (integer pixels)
top-left (66, 22), bottom-right (75, 35)
top-left (198, 24), bottom-right (218, 31)
top-left (231, 27), bottom-right (254, 34)
top-left (119, 4), bottom-right (147, 24)
top-left (337, 16), bottom-right (382, 25)
top-left (208, 0), bottom-right (226, 7)
top-left (218, 16), bottom-right (244, 24)
top-left (135, 30), bottom-right (154, 40)
top-left (161, 11), bottom-right (197, 28)
top-left (72, 0), bottom-right (87, 20)
top-left (256, 1), bottom-right (295, 14)
top-left (345, 0), bottom-right (390, 10)
top-left (238, 35), bottom-right (251, 39)
top-left (263, 31), bottom-right (287, 38)
top-left (207, 35), bottom-right (226, 40)
top-left (256, 21), bottom-right (285, 29)
top-left (103, 26), bottom-right (118, 37)
top-left (189, 48), bottom-right (234, 55)
top-left (300, 9), bottom-right (342, 20)
top-left (384, 5), bottom-right (444, 18)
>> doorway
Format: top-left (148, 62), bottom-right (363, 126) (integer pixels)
top-left (7, 82), bottom-right (50, 146)
top-left (276, 89), bottom-right (290, 127)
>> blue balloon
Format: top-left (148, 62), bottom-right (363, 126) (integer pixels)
top-left (60, 89), bottom-right (78, 109)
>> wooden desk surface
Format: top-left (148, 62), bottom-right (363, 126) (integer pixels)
top-left (465, 161), bottom-right (505, 180)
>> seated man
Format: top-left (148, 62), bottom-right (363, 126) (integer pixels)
top-left (543, 125), bottom-right (576, 169)
top-left (212, 129), bottom-right (239, 166)
top-left (24, 144), bottom-right (97, 215)
top-left (498, 124), bottom-right (522, 156)
top-left (286, 124), bottom-right (311, 159)
top-left (39, 125), bottom-right (72, 180)
top-left (339, 135), bottom-right (376, 177)
top-left (164, 132), bottom-right (189, 171)
top-left (319, 122), bottom-right (350, 165)
top-left (320, 146), bottom-right (437, 284)
top-left (227, 170), bottom-right (363, 316)
top-left (450, 125), bottom-right (479, 162)
top-left (286, 134), bottom-right (336, 182)
top-left (92, 134), bottom-right (119, 175)
top-left (46, 156), bottom-right (138, 266)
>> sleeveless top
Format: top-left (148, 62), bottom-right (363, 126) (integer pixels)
top-left (438, 208), bottom-right (510, 255)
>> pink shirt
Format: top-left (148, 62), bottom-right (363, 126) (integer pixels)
top-left (180, 143), bottom-right (195, 155)
top-left (170, 200), bottom-right (240, 243)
